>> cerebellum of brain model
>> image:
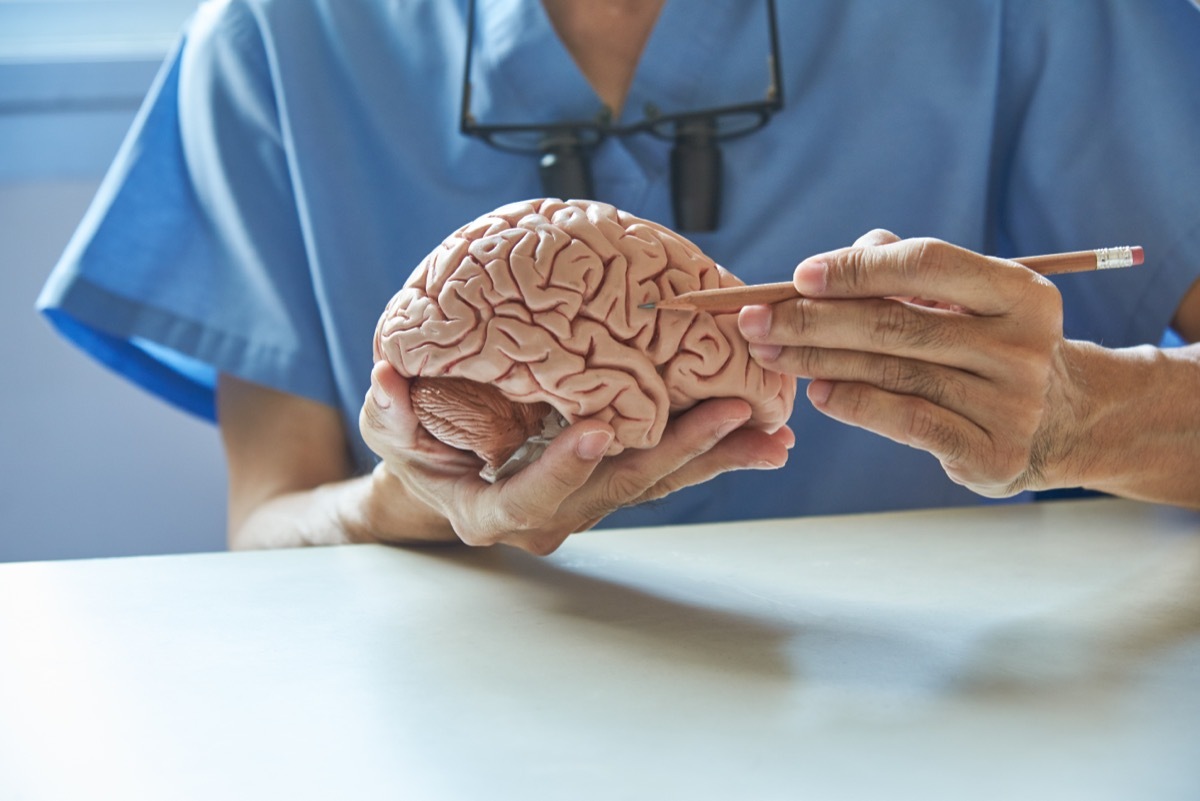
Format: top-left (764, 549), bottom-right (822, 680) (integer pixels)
top-left (373, 198), bottom-right (797, 481)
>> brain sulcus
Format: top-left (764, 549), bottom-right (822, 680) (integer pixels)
top-left (374, 198), bottom-right (796, 480)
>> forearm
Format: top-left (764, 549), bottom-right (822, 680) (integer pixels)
top-left (229, 467), bottom-right (454, 550)
top-left (1052, 341), bottom-right (1200, 508)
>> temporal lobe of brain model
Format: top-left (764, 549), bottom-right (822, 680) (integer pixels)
top-left (374, 199), bottom-right (797, 481)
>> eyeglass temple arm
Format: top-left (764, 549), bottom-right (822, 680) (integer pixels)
top-left (765, 0), bottom-right (783, 105)
top-left (460, 0), bottom-right (480, 131)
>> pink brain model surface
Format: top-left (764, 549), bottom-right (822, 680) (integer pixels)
top-left (374, 199), bottom-right (796, 477)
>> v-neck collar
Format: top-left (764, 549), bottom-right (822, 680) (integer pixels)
top-left (622, 0), bottom-right (748, 123)
top-left (472, 0), bottom-right (598, 125)
top-left (470, 0), bottom-right (756, 128)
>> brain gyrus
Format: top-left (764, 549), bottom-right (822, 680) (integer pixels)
top-left (374, 199), bottom-right (796, 477)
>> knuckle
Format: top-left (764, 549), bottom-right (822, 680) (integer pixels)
top-left (784, 300), bottom-right (819, 339)
top-left (895, 362), bottom-right (963, 409)
top-left (839, 383), bottom-right (873, 421)
top-left (790, 347), bottom-right (825, 378)
top-left (878, 357), bottom-right (911, 393)
top-left (871, 300), bottom-right (917, 348)
top-left (939, 374), bottom-right (970, 410)
top-left (877, 299), bottom-right (966, 353)
top-left (856, 228), bottom-right (898, 247)
top-left (1013, 272), bottom-right (1064, 326)
top-left (902, 400), bottom-right (938, 443)
top-left (910, 237), bottom-right (948, 277)
top-left (904, 400), bottom-right (966, 462)
top-left (1026, 271), bottom-right (1061, 304)
top-left (838, 249), bottom-right (872, 294)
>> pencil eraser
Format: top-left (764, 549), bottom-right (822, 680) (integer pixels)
top-left (1131, 246), bottom-right (1144, 266)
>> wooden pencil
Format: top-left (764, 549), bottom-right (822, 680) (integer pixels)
top-left (641, 246), bottom-right (1144, 313)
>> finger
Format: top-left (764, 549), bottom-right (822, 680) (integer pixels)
top-left (359, 362), bottom-right (478, 468)
top-left (806, 381), bottom-right (984, 472)
top-left (632, 425), bottom-right (792, 505)
top-left (793, 237), bottom-right (1051, 316)
top-left (753, 345), bottom-right (986, 416)
top-left (359, 361), bottom-right (423, 452)
top-left (742, 295), bottom-right (996, 373)
top-left (848, 233), bottom-right (928, 310)
top-left (777, 424), bottom-right (796, 450)
top-left (467, 422), bottom-right (615, 550)
top-left (806, 379), bottom-right (997, 487)
top-left (570, 398), bottom-right (755, 521)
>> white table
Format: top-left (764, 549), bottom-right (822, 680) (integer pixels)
top-left (2, 498), bottom-right (1198, 800)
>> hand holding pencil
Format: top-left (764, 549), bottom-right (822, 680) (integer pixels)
top-left (723, 231), bottom-right (1146, 501)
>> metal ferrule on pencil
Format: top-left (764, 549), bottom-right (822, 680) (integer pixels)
top-left (1094, 246), bottom-right (1138, 270)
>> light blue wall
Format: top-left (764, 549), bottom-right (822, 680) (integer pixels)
top-left (1, 56), bottom-right (227, 562)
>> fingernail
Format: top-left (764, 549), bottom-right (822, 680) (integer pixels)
top-left (808, 380), bottom-right (833, 406)
top-left (717, 416), bottom-right (748, 439)
top-left (371, 380), bottom-right (392, 410)
top-left (576, 430), bottom-right (613, 460)
top-left (749, 343), bottom-right (782, 363)
top-left (794, 259), bottom-right (829, 295)
top-left (738, 305), bottom-right (772, 340)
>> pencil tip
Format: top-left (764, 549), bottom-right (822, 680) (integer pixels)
top-left (638, 302), bottom-right (656, 310)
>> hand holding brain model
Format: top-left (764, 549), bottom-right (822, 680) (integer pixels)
top-left (374, 199), bottom-right (797, 480)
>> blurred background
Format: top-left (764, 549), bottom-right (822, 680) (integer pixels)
top-left (1, 0), bottom-right (226, 561)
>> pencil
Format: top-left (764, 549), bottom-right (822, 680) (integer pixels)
top-left (640, 246), bottom-right (1144, 313)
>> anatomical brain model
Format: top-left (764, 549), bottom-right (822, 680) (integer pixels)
top-left (374, 199), bottom-right (796, 480)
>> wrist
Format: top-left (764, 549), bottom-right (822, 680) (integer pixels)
top-left (1042, 341), bottom-right (1174, 496)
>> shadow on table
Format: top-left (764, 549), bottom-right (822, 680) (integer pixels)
top-left (397, 531), bottom-right (1200, 700)
top-left (405, 545), bottom-right (992, 694)
top-left (959, 540), bottom-right (1200, 696)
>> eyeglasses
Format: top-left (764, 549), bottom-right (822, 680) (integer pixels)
top-left (460, 0), bottom-right (784, 231)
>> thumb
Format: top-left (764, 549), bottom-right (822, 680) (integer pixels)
top-left (360, 360), bottom-right (422, 454)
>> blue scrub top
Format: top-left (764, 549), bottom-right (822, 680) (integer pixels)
top-left (38, 0), bottom-right (1200, 526)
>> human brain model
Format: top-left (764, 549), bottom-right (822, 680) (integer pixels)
top-left (374, 199), bottom-right (796, 480)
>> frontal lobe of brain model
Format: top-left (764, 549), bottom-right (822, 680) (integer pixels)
top-left (373, 199), bottom-right (797, 481)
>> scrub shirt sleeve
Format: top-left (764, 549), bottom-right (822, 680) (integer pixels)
top-left (36, 0), bottom-right (337, 422)
top-left (996, 0), bottom-right (1200, 347)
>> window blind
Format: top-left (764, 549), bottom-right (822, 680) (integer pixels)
top-left (0, 0), bottom-right (199, 60)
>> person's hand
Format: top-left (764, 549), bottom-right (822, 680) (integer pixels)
top-left (359, 361), bottom-right (793, 554)
top-left (738, 230), bottom-right (1078, 497)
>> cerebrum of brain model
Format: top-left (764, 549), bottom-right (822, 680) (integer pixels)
top-left (374, 199), bottom-right (797, 481)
